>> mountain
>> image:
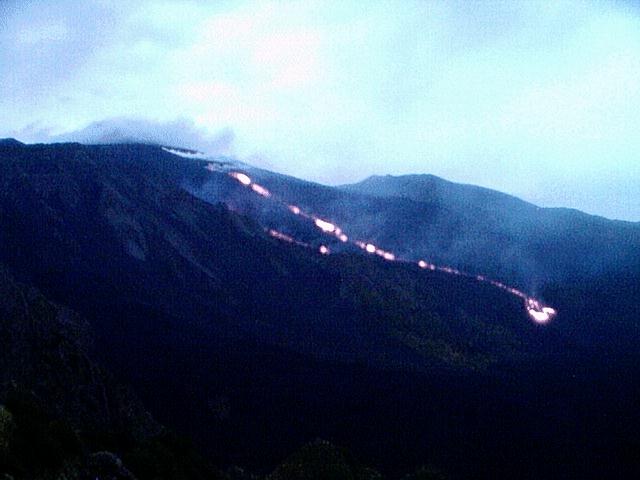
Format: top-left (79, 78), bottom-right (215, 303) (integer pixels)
top-left (342, 173), bottom-right (640, 283)
top-left (343, 173), bottom-right (528, 210)
top-left (188, 165), bottom-right (640, 350)
top-left (0, 142), bottom-right (559, 371)
top-left (0, 141), bottom-right (638, 479)
top-left (0, 138), bottom-right (24, 147)
top-left (344, 175), bottom-right (640, 284)
top-left (204, 168), bottom-right (640, 290)
top-left (340, 174), bottom-right (640, 351)
top-left (0, 262), bottom-right (224, 480)
top-left (0, 262), bottom-right (156, 437)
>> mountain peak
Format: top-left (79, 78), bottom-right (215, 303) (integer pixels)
top-left (0, 138), bottom-right (24, 146)
top-left (343, 172), bottom-right (532, 211)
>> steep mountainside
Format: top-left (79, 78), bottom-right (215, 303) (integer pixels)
top-left (0, 263), bottom-right (157, 438)
top-left (1, 141), bottom-right (638, 479)
top-left (0, 141), bottom-right (559, 371)
top-left (343, 174), bottom-right (640, 284)
top-left (188, 164), bottom-right (640, 351)
top-left (0, 263), bottom-right (224, 480)
top-left (212, 168), bottom-right (640, 290)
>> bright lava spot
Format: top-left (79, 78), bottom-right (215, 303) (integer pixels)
top-left (528, 309), bottom-right (552, 324)
top-left (251, 183), bottom-right (271, 197)
top-left (230, 172), bottom-right (251, 186)
top-left (526, 298), bottom-right (557, 324)
top-left (289, 205), bottom-right (301, 215)
top-left (440, 266), bottom-right (459, 274)
top-left (319, 245), bottom-right (329, 255)
top-left (365, 243), bottom-right (376, 253)
top-left (338, 234), bottom-right (348, 242)
top-left (314, 218), bottom-right (336, 233)
top-left (418, 260), bottom-right (428, 269)
top-left (268, 229), bottom-right (294, 243)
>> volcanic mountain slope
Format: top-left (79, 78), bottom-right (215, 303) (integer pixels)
top-left (1, 140), bottom-right (639, 479)
top-left (340, 174), bottom-right (640, 349)
top-left (344, 173), bottom-right (640, 279)
top-left (188, 161), bottom-right (640, 351)
top-left (211, 167), bottom-right (640, 291)
top-left (0, 141), bottom-right (559, 371)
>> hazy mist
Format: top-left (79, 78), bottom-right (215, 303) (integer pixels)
top-left (2, 0), bottom-right (639, 220)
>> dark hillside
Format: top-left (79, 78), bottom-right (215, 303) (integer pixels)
top-left (215, 169), bottom-right (640, 290)
top-left (0, 142), bottom-right (638, 478)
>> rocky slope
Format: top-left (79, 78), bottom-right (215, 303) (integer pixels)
top-left (0, 140), bottom-right (638, 479)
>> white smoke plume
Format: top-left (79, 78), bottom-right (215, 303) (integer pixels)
top-left (18, 117), bottom-right (235, 156)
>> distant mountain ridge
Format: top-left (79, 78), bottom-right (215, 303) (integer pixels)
top-left (344, 172), bottom-right (639, 224)
top-left (225, 167), bottom-right (640, 290)
top-left (343, 173), bottom-right (533, 213)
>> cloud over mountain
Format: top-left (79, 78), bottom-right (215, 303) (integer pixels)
top-left (26, 117), bottom-right (236, 156)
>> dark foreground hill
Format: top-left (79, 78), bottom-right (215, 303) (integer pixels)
top-left (0, 263), bottom-right (225, 480)
top-left (0, 141), bottom-right (638, 479)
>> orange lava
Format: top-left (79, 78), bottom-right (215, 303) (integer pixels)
top-left (223, 167), bottom-right (557, 325)
top-left (251, 183), bottom-right (271, 197)
top-left (230, 171), bottom-right (252, 186)
top-left (526, 298), bottom-right (557, 324)
top-left (314, 218), bottom-right (336, 233)
top-left (268, 229), bottom-right (294, 243)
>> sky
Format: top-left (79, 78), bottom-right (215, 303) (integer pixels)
top-left (1, 0), bottom-right (639, 221)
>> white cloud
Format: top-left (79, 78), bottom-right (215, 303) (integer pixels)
top-left (16, 117), bottom-right (236, 156)
top-left (2, 0), bottom-right (640, 220)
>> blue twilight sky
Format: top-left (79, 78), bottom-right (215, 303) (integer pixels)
top-left (1, 0), bottom-right (639, 221)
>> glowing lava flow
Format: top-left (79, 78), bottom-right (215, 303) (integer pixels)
top-left (355, 241), bottom-right (395, 261)
top-left (525, 298), bottom-right (556, 324)
top-left (224, 168), bottom-right (557, 324)
top-left (268, 229), bottom-right (295, 243)
top-left (268, 229), bottom-right (310, 248)
top-left (314, 218), bottom-right (336, 233)
top-left (251, 183), bottom-right (271, 197)
top-left (418, 260), bottom-right (436, 271)
top-left (229, 171), bottom-right (252, 186)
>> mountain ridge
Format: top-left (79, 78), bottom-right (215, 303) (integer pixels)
top-left (345, 173), bottom-right (639, 224)
top-left (229, 164), bottom-right (639, 289)
top-left (1, 140), bottom-right (639, 479)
